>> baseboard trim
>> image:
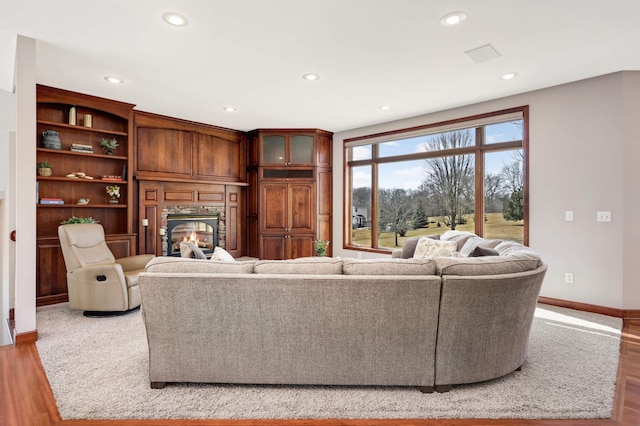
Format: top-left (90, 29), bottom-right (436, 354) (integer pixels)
top-left (538, 296), bottom-right (640, 319)
top-left (15, 330), bottom-right (38, 345)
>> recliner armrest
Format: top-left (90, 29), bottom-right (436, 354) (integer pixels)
top-left (116, 254), bottom-right (156, 272)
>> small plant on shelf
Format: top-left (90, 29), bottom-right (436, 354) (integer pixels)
top-left (100, 138), bottom-right (119, 155)
top-left (106, 185), bottom-right (120, 204)
top-left (60, 216), bottom-right (99, 225)
top-left (37, 161), bottom-right (53, 176)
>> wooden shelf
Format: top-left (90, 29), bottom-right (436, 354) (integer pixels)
top-left (37, 120), bottom-right (128, 136)
top-left (36, 84), bottom-right (135, 306)
top-left (37, 147), bottom-right (127, 160)
top-left (37, 204), bottom-right (127, 208)
top-left (37, 176), bottom-right (127, 184)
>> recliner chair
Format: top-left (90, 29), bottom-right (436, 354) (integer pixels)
top-left (58, 223), bottom-right (155, 316)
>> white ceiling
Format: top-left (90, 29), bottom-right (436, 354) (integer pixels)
top-left (3, 0), bottom-right (640, 132)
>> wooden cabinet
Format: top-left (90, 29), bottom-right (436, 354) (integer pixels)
top-left (248, 129), bottom-right (332, 260)
top-left (35, 85), bottom-right (136, 306)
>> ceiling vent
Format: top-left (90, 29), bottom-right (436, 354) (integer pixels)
top-left (465, 44), bottom-right (501, 64)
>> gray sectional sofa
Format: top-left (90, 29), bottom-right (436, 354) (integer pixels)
top-left (138, 231), bottom-right (547, 393)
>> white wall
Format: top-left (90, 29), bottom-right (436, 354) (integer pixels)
top-left (333, 71), bottom-right (638, 310)
top-left (0, 39), bottom-right (16, 346)
top-left (13, 35), bottom-right (36, 338)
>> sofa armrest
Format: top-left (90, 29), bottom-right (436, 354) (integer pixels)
top-left (117, 254), bottom-right (156, 272)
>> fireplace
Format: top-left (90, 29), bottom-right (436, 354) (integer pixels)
top-left (166, 213), bottom-right (219, 257)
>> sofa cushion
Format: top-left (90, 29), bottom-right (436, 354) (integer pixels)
top-left (342, 258), bottom-right (436, 275)
top-left (414, 237), bottom-right (457, 259)
top-left (434, 253), bottom-right (541, 276)
top-left (469, 246), bottom-right (500, 257)
top-left (210, 246), bottom-right (235, 262)
top-left (254, 257), bottom-right (343, 275)
top-left (458, 237), bottom-right (502, 257)
top-left (440, 230), bottom-right (477, 251)
top-left (145, 256), bottom-right (255, 274)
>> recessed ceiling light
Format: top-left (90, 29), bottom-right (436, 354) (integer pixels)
top-left (104, 76), bottom-right (124, 84)
top-left (162, 12), bottom-right (189, 27)
top-left (302, 73), bottom-right (319, 81)
top-left (440, 11), bottom-right (467, 26)
top-left (379, 105), bottom-right (391, 111)
top-left (222, 106), bottom-right (236, 112)
top-left (501, 72), bottom-right (519, 80)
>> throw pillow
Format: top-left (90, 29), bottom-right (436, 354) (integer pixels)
top-left (400, 234), bottom-right (440, 258)
top-left (413, 237), bottom-right (457, 259)
top-left (469, 246), bottom-right (499, 257)
top-left (210, 246), bottom-right (235, 262)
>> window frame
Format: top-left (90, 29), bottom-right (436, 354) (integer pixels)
top-left (343, 106), bottom-right (529, 254)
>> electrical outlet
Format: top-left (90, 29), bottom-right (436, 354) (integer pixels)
top-left (597, 211), bottom-right (611, 222)
top-left (565, 272), bottom-right (574, 284)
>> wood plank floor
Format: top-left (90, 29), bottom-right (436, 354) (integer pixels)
top-left (1, 319), bottom-right (639, 426)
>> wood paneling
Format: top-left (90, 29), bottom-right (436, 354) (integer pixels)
top-left (136, 127), bottom-right (193, 177)
top-left (197, 134), bottom-right (244, 181)
top-left (133, 111), bottom-right (246, 184)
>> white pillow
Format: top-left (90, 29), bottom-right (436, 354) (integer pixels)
top-left (413, 236), bottom-right (457, 258)
top-left (210, 246), bottom-right (235, 262)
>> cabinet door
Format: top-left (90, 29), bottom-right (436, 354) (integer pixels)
top-left (260, 235), bottom-right (286, 260)
top-left (289, 135), bottom-right (314, 165)
top-left (288, 183), bottom-right (315, 234)
top-left (260, 183), bottom-right (288, 233)
top-left (262, 135), bottom-right (286, 165)
top-left (288, 235), bottom-right (314, 259)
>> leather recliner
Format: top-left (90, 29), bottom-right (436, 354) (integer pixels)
top-left (58, 223), bottom-right (155, 316)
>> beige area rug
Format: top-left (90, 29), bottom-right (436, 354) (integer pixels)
top-left (35, 303), bottom-right (622, 420)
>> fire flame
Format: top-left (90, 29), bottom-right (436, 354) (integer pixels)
top-left (183, 231), bottom-right (199, 245)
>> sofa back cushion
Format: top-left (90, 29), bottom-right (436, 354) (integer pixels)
top-left (434, 253), bottom-right (541, 276)
top-left (254, 257), bottom-right (343, 275)
top-left (145, 256), bottom-right (255, 274)
top-left (342, 258), bottom-right (436, 275)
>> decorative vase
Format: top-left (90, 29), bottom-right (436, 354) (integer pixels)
top-left (106, 149), bottom-right (114, 155)
top-left (109, 196), bottom-right (119, 204)
top-left (41, 130), bottom-right (62, 150)
top-left (38, 168), bottom-right (52, 177)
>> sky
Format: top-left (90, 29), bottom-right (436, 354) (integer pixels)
top-left (351, 120), bottom-right (523, 190)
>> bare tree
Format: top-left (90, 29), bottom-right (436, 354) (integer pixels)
top-left (378, 188), bottom-right (414, 246)
top-left (501, 150), bottom-right (524, 221)
top-left (484, 172), bottom-right (504, 213)
top-left (422, 130), bottom-right (474, 230)
top-left (501, 150), bottom-right (524, 193)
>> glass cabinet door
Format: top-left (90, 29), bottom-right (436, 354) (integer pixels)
top-left (290, 135), bottom-right (314, 164)
top-left (262, 135), bottom-right (286, 164)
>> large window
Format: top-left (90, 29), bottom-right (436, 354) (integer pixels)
top-left (345, 107), bottom-right (528, 253)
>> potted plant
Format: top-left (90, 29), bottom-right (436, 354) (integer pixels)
top-left (37, 161), bottom-right (53, 177)
top-left (106, 185), bottom-right (120, 204)
top-left (313, 239), bottom-right (330, 257)
top-left (100, 138), bottom-right (119, 155)
top-left (60, 216), bottom-right (99, 224)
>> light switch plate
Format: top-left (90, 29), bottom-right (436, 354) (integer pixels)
top-left (565, 211), bottom-right (574, 221)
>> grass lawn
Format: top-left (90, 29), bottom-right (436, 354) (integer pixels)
top-left (352, 212), bottom-right (524, 249)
